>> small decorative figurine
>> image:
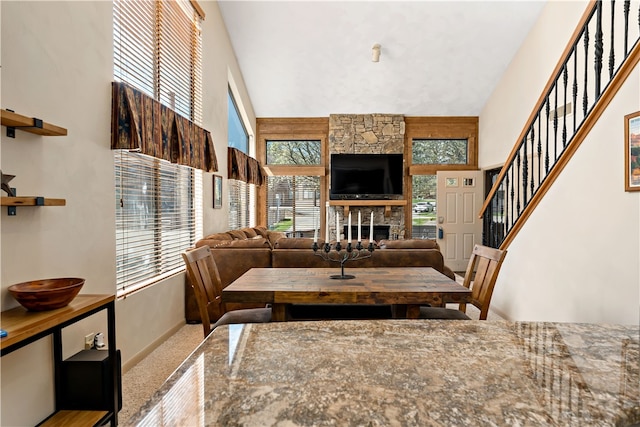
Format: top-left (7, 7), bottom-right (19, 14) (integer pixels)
top-left (1, 170), bottom-right (16, 197)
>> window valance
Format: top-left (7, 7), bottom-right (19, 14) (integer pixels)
top-left (228, 147), bottom-right (263, 186)
top-left (111, 81), bottom-right (218, 172)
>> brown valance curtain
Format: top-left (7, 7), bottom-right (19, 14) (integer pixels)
top-left (228, 147), bottom-right (264, 186)
top-left (111, 81), bottom-right (218, 172)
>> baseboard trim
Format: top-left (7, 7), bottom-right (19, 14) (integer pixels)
top-left (121, 321), bottom-right (186, 374)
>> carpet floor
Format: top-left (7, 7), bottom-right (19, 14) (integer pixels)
top-left (119, 323), bottom-right (203, 424)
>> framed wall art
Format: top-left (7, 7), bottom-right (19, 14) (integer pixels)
top-left (625, 111), bottom-right (640, 192)
top-left (213, 175), bottom-right (223, 208)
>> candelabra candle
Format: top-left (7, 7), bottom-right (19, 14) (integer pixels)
top-left (312, 239), bottom-right (375, 280)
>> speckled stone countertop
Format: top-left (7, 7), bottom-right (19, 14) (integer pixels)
top-left (127, 320), bottom-right (639, 426)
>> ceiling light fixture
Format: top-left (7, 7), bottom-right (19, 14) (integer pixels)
top-left (372, 44), bottom-right (381, 62)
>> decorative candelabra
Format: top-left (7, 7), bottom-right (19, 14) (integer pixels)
top-left (312, 240), bottom-right (374, 280)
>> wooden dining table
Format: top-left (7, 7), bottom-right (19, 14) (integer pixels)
top-left (222, 267), bottom-right (471, 321)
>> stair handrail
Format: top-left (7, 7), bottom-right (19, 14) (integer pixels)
top-left (479, 0), bottom-right (640, 249)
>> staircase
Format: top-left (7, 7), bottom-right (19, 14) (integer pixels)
top-left (480, 0), bottom-right (640, 249)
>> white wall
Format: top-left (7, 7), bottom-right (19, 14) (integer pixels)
top-left (0, 1), bottom-right (254, 425)
top-left (480, 0), bottom-right (640, 324)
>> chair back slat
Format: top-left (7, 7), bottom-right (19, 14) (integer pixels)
top-left (182, 246), bottom-right (227, 337)
top-left (463, 244), bottom-right (507, 320)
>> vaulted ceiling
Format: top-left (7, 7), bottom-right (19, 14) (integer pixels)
top-left (218, 1), bottom-right (547, 118)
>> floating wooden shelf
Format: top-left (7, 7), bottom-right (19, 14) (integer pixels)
top-left (329, 200), bottom-right (407, 217)
top-left (1, 196), bottom-right (66, 207)
top-left (1, 109), bottom-right (67, 137)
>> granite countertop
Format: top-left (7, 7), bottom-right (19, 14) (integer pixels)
top-left (127, 320), bottom-right (639, 426)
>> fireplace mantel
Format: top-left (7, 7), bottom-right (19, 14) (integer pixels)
top-left (329, 200), bottom-right (406, 218)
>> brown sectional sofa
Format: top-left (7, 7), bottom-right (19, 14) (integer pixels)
top-left (185, 226), bottom-right (455, 323)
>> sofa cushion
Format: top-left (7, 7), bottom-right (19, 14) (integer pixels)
top-left (379, 239), bottom-right (440, 250)
top-left (240, 227), bottom-right (258, 238)
top-left (274, 238), bottom-right (325, 249)
top-left (202, 232), bottom-right (233, 241)
top-left (268, 231), bottom-right (287, 247)
top-left (253, 226), bottom-right (269, 237)
top-left (227, 229), bottom-right (248, 240)
top-left (196, 237), bottom-right (271, 249)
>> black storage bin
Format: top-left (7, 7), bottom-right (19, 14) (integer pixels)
top-left (60, 349), bottom-right (122, 411)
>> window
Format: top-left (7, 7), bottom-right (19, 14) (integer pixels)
top-left (264, 140), bottom-right (322, 236)
top-left (266, 140), bottom-right (321, 165)
top-left (228, 90), bottom-right (248, 153)
top-left (412, 139), bottom-right (468, 165)
top-left (227, 89), bottom-right (252, 230)
top-left (411, 175), bottom-right (437, 239)
top-left (267, 176), bottom-right (320, 236)
top-left (113, 0), bottom-right (203, 296)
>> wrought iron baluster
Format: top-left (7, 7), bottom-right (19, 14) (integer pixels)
top-left (583, 26), bottom-right (589, 116)
top-left (531, 123), bottom-right (536, 197)
top-left (545, 98), bottom-right (550, 174)
top-left (553, 83), bottom-right (558, 161)
top-left (516, 153), bottom-right (521, 215)
top-left (522, 136), bottom-right (528, 206)
top-left (572, 44), bottom-right (578, 132)
top-left (624, 0), bottom-right (630, 54)
top-left (594, 1), bottom-right (603, 98)
top-left (537, 112), bottom-right (542, 187)
top-left (509, 165), bottom-right (514, 232)
top-left (562, 64), bottom-right (568, 148)
top-left (609, 0), bottom-right (616, 78)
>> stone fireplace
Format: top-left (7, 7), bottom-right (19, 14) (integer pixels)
top-left (328, 114), bottom-right (406, 241)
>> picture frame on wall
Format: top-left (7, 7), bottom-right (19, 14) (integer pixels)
top-left (213, 175), bottom-right (223, 208)
top-left (625, 111), bottom-right (640, 192)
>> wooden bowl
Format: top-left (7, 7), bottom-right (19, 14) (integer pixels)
top-left (8, 278), bottom-right (85, 311)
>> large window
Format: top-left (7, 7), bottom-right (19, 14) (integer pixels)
top-left (265, 139), bottom-right (322, 236)
top-left (228, 89), bottom-right (252, 230)
top-left (267, 176), bottom-right (320, 236)
top-left (113, 0), bottom-right (203, 295)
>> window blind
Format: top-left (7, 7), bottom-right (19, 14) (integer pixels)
top-left (228, 180), bottom-right (253, 230)
top-left (114, 0), bottom-right (202, 124)
top-left (266, 176), bottom-right (320, 237)
top-left (113, 0), bottom-right (203, 296)
top-left (115, 152), bottom-right (201, 294)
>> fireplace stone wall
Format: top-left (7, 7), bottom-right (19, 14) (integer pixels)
top-left (328, 114), bottom-right (406, 240)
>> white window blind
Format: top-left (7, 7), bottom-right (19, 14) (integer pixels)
top-left (228, 180), bottom-right (252, 230)
top-left (113, 0), bottom-right (202, 124)
top-left (115, 153), bottom-right (202, 294)
top-left (113, 0), bottom-right (203, 296)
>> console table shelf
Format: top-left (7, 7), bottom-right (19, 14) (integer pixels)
top-left (1, 109), bottom-right (67, 137)
top-left (329, 200), bottom-right (407, 217)
top-left (1, 295), bottom-right (119, 426)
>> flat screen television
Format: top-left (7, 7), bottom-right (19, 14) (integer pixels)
top-left (330, 153), bottom-right (403, 200)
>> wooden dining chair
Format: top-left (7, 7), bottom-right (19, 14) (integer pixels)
top-left (420, 244), bottom-right (507, 320)
top-left (182, 246), bottom-right (271, 338)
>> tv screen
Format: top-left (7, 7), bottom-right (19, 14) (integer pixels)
top-left (330, 153), bottom-right (403, 199)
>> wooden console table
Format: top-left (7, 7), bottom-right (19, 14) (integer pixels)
top-left (1, 294), bottom-right (118, 426)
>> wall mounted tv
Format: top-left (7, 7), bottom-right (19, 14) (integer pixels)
top-left (330, 153), bottom-right (404, 200)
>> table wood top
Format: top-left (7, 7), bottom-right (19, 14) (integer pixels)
top-left (222, 267), bottom-right (471, 305)
top-left (1, 294), bottom-right (114, 351)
